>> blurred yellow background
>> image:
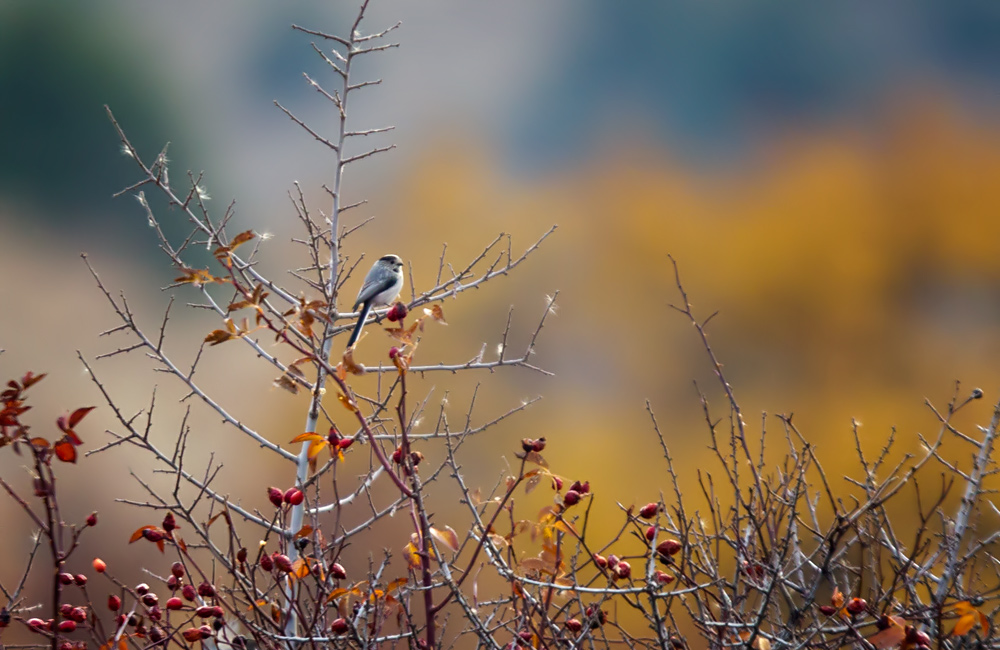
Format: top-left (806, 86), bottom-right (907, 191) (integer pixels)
top-left (2, 0), bottom-right (999, 632)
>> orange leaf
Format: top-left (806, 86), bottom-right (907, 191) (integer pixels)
top-left (29, 437), bottom-right (50, 448)
top-left (205, 329), bottom-right (235, 346)
top-left (54, 439), bottom-right (77, 463)
top-left (337, 392), bottom-right (357, 412)
top-left (342, 349), bottom-right (365, 375)
top-left (295, 525), bottom-right (313, 538)
top-left (229, 230), bottom-right (256, 250)
top-left (551, 519), bottom-right (578, 536)
top-left (404, 541), bottom-right (422, 569)
top-left (129, 525), bottom-right (158, 543)
top-left (831, 587), bottom-right (845, 609)
top-left (21, 371), bottom-right (46, 389)
top-left (290, 431), bottom-right (323, 444)
top-left (429, 526), bottom-right (460, 553)
top-left (953, 613), bottom-right (977, 637)
top-left (290, 559), bottom-right (310, 579)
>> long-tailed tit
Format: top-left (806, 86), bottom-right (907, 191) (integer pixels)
top-left (346, 254), bottom-right (405, 348)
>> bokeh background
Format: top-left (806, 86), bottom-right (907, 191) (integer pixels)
top-left (3, 0), bottom-right (1000, 635)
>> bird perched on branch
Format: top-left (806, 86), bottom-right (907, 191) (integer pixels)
top-left (346, 254), bottom-right (404, 348)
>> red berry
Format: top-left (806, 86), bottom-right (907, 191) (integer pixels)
top-left (86, 512), bottom-right (98, 527)
top-left (136, 583), bottom-right (150, 595)
top-left (593, 554), bottom-right (607, 568)
top-left (59, 572), bottom-right (74, 585)
top-left (108, 595), bottom-right (122, 611)
top-left (236, 548), bottom-right (247, 563)
top-left (198, 625), bottom-right (213, 639)
top-left (166, 575), bottom-right (179, 591)
top-left (195, 606), bottom-right (215, 618)
top-left (552, 476), bottom-right (563, 491)
top-left (142, 528), bottom-right (164, 543)
top-left (565, 618), bottom-right (582, 633)
top-left (149, 606), bottom-right (162, 622)
top-left (162, 512), bottom-right (177, 532)
top-left (60, 604), bottom-right (73, 617)
top-left (181, 628), bottom-right (204, 643)
top-left (197, 581), bottom-right (215, 598)
top-left (57, 620), bottom-right (77, 633)
top-left (391, 447), bottom-right (403, 463)
top-left (563, 490), bottom-right (581, 506)
top-left (273, 554), bottom-right (294, 573)
top-left (654, 570), bottom-right (675, 585)
top-left (149, 626), bottom-right (164, 642)
top-left (606, 555), bottom-right (619, 569)
top-left (386, 302), bottom-right (408, 322)
top-left (615, 561), bottom-right (631, 580)
top-left (819, 605), bottom-right (836, 616)
top-left (171, 561), bottom-right (185, 578)
top-left (656, 539), bottom-right (682, 558)
top-left (846, 598), bottom-right (867, 616)
top-left (27, 618), bottom-right (46, 630)
top-left (645, 526), bottom-right (657, 541)
top-left (389, 347), bottom-right (400, 360)
top-left (68, 608), bottom-right (87, 623)
top-left (330, 618), bottom-right (349, 635)
top-left (338, 437), bottom-right (355, 449)
top-left (285, 488), bottom-right (304, 506)
top-left (166, 598), bottom-right (183, 611)
top-left (267, 487), bottom-right (284, 508)
top-left (92, 558), bottom-right (106, 573)
top-left (142, 593), bottom-right (158, 607)
top-left (569, 480), bottom-right (590, 495)
top-left (259, 554), bottom-right (274, 571)
top-left (639, 503), bottom-right (659, 519)
top-left (181, 584), bottom-right (197, 601)
top-left (73, 574), bottom-right (87, 586)
top-left (331, 562), bottom-right (347, 580)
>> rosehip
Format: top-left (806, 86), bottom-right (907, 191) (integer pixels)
top-left (606, 555), bottom-right (619, 569)
top-left (565, 618), bottom-right (582, 633)
top-left (654, 570), bottom-right (674, 584)
top-left (195, 606), bottom-right (215, 618)
top-left (26, 617), bottom-right (46, 630)
top-left (149, 626), bottom-right (164, 643)
top-left (198, 625), bottom-right (213, 639)
top-left (284, 488), bottom-right (304, 506)
top-left (818, 605), bottom-right (836, 616)
top-left (656, 539), bottom-right (682, 558)
top-left (386, 302), bottom-right (408, 322)
top-left (165, 597), bottom-right (184, 611)
top-left (267, 487), bottom-right (284, 508)
top-left (108, 595), bottom-right (122, 611)
top-left (59, 572), bottom-right (74, 585)
top-left (645, 526), bottom-right (657, 541)
top-left (92, 558), bottom-right (106, 573)
top-left (148, 606), bottom-right (162, 622)
top-left (86, 512), bottom-right (98, 527)
top-left (162, 512), bottom-right (176, 532)
top-left (392, 447), bottom-right (403, 463)
top-left (142, 528), bottom-right (164, 543)
top-left (330, 618), bottom-right (349, 635)
top-left (181, 584), bottom-right (197, 601)
top-left (166, 575), bottom-right (179, 591)
top-left (846, 598), bottom-right (867, 616)
top-left (331, 562), bottom-right (347, 579)
top-left (142, 593), bottom-right (158, 607)
top-left (69, 608), bottom-right (87, 623)
top-left (237, 547), bottom-right (247, 563)
top-left (563, 490), bottom-right (581, 506)
top-left (615, 561), bottom-right (631, 580)
top-left (181, 628), bottom-right (204, 642)
top-left (57, 620), bottom-right (77, 633)
top-left (389, 347), bottom-right (400, 360)
top-left (73, 574), bottom-right (87, 586)
top-left (197, 581), bottom-right (215, 598)
top-left (639, 503), bottom-right (659, 519)
top-left (171, 561), bottom-right (185, 578)
top-left (273, 554), bottom-right (294, 573)
top-left (259, 554), bottom-right (274, 572)
top-left (136, 583), bottom-right (150, 595)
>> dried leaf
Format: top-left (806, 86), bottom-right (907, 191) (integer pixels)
top-left (205, 329), bottom-right (236, 346)
top-left (429, 526), bottom-right (460, 553)
top-left (831, 587), bottom-right (845, 609)
top-left (342, 349), bottom-right (365, 376)
top-left (867, 616), bottom-right (907, 649)
top-left (953, 613), bottom-right (978, 637)
top-left (424, 304), bottom-right (448, 324)
top-left (273, 374), bottom-right (299, 394)
top-left (524, 472), bottom-right (541, 494)
top-left (296, 525), bottom-right (313, 538)
top-left (404, 541), bottom-right (422, 569)
top-left (551, 519), bottom-right (578, 536)
top-left (229, 230), bottom-right (256, 249)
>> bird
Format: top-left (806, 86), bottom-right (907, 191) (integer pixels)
top-left (346, 254), bottom-right (405, 349)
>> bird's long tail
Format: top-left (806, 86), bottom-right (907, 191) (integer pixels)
top-left (346, 301), bottom-right (374, 349)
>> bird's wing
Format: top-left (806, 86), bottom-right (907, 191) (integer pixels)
top-left (353, 275), bottom-right (397, 310)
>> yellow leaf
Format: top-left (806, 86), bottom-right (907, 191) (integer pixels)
top-left (290, 431), bottom-right (323, 444)
top-left (404, 542), bottom-right (422, 569)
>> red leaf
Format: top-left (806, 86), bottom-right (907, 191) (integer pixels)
top-left (54, 438), bottom-right (77, 463)
top-left (68, 406), bottom-right (95, 428)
